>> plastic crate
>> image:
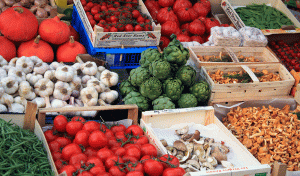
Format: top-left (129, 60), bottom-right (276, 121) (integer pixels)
top-left (71, 5), bottom-right (157, 69)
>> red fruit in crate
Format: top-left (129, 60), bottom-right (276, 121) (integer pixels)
top-left (90, 19), bottom-right (96, 27)
top-left (205, 18), bottom-right (221, 33)
top-left (88, 130), bottom-right (108, 149)
top-left (162, 167), bottom-right (186, 176)
top-left (193, 1), bottom-right (209, 17)
top-left (177, 34), bottom-right (191, 42)
top-left (91, 6), bottom-right (99, 15)
top-left (191, 35), bottom-right (204, 44)
top-left (140, 144), bottom-right (157, 157)
top-left (145, 0), bottom-right (160, 11)
top-left (69, 25), bottom-right (80, 41)
top-left (53, 115), bottom-right (68, 132)
top-left (57, 36), bottom-right (87, 62)
top-left (200, 0), bottom-right (211, 11)
top-left (86, 2), bottom-right (94, 8)
top-left (144, 159), bottom-right (164, 176)
top-left (132, 10), bottom-right (140, 19)
top-left (55, 137), bottom-right (72, 147)
top-left (159, 154), bottom-right (180, 168)
top-left (97, 148), bottom-right (114, 162)
top-left (0, 36), bottom-right (16, 62)
top-left (110, 26), bottom-right (118, 32)
top-left (220, 24), bottom-right (230, 27)
top-left (134, 24), bottom-right (144, 31)
top-left (189, 19), bottom-right (205, 35)
top-left (0, 7), bottom-right (38, 42)
top-left (158, 0), bottom-right (175, 7)
top-left (39, 16), bottom-right (70, 45)
top-left (144, 24), bottom-right (152, 31)
top-left (176, 8), bottom-right (198, 23)
top-left (62, 143), bottom-right (83, 161)
top-left (173, 0), bottom-right (192, 13)
top-left (137, 16), bottom-right (145, 23)
top-left (84, 147), bottom-right (98, 157)
top-left (157, 7), bottom-right (179, 25)
top-left (125, 24), bottom-right (134, 31)
top-left (161, 21), bottom-right (180, 37)
top-left (181, 29), bottom-right (190, 36)
top-left (125, 125), bottom-right (144, 136)
top-left (83, 6), bottom-right (91, 12)
top-left (81, 0), bottom-right (87, 6)
top-left (17, 35), bottom-right (54, 62)
top-left (44, 130), bottom-right (58, 143)
top-left (159, 36), bottom-right (170, 49)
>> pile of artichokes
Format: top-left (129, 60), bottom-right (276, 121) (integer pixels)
top-left (120, 35), bottom-right (211, 111)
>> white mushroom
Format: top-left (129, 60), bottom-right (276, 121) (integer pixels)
top-left (100, 70), bottom-right (119, 87)
top-left (18, 81), bottom-right (36, 100)
top-left (34, 78), bottom-right (54, 97)
top-left (87, 78), bottom-right (106, 93)
top-left (33, 62), bottom-right (49, 74)
top-left (81, 61), bottom-right (98, 76)
top-left (0, 104), bottom-right (7, 112)
top-left (44, 70), bottom-right (57, 83)
top-left (0, 56), bottom-right (8, 66)
top-left (14, 96), bottom-right (27, 107)
top-left (29, 56), bottom-right (43, 66)
top-left (8, 67), bottom-right (26, 82)
top-left (7, 103), bottom-right (25, 113)
top-left (31, 97), bottom-right (46, 108)
top-left (26, 72), bottom-right (43, 86)
top-left (55, 66), bottom-right (75, 82)
top-left (0, 68), bottom-right (7, 80)
top-left (1, 77), bottom-right (18, 94)
top-left (80, 87), bottom-right (98, 106)
top-left (53, 81), bottom-right (72, 101)
top-left (49, 62), bottom-right (63, 70)
top-left (15, 56), bottom-right (34, 73)
top-left (175, 126), bottom-right (189, 136)
top-left (70, 76), bottom-right (82, 98)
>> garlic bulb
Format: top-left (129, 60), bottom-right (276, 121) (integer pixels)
top-left (98, 66), bottom-right (106, 73)
top-left (18, 81), bottom-right (36, 100)
top-left (0, 93), bottom-right (13, 107)
top-left (99, 99), bottom-right (110, 106)
top-left (55, 66), bottom-right (75, 82)
top-left (81, 62), bottom-right (98, 76)
top-left (14, 96), bottom-right (27, 107)
top-left (51, 99), bottom-right (67, 108)
top-left (8, 103), bottom-right (25, 113)
top-left (0, 104), bottom-right (7, 112)
top-left (8, 67), bottom-right (26, 82)
top-left (44, 70), bottom-right (57, 83)
top-left (34, 78), bottom-right (54, 97)
top-left (80, 87), bottom-right (98, 106)
top-left (72, 63), bottom-right (83, 76)
top-left (0, 68), bottom-right (7, 80)
top-left (81, 75), bottom-right (94, 85)
top-left (1, 77), bottom-right (18, 94)
top-left (87, 78), bottom-right (106, 93)
top-left (99, 89), bottom-right (119, 104)
top-left (0, 86), bottom-right (4, 95)
top-left (16, 56), bottom-right (34, 73)
top-left (31, 97), bottom-right (46, 108)
top-left (70, 76), bottom-right (82, 98)
top-left (50, 62), bottom-right (63, 70)
top-left (3, 65), bottom-right (12, 72)
top-left (9, 58), bottom-right (18, 67)
top-left (61, 97), bottom-right (78, 116)
top-left (95, 72), bottom-right (101, 80)
top-left (29, 56), bottom-right (43, 66)
top-left (100, 70), bottom-right (119, 87)
top-left (26, 72), bottom-right (43, 86)
top-left (0, 56), bottom-right (8, 66)
top-left (81, 110), bottom-right (97, 117)
top-left (53, 81), bottom-right (72, 101)
top-left (33, 62), bottom-right (49, 74)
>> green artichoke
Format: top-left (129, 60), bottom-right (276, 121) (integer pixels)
top-left (140, 48), bottom-right (162, 68)
top-left (140, 77), bottom-right (162, 100)
top-left (170, 63), bottom-right (179, 77)
top-left (123, 92), bottom-right (149, 111)
top-left (176, 65), bottom-right (196, 87)
top-left (119, 80), bottom-right (137, 97)
top-left (163, 34), bottom-right (189, 66)
top-left (129, 67), bottom-right (151, 87)
top-left (177, 93), bottom-right (198, 108)
top-left (163, 78), bottom-right (184, 101)
top-left (149, 60), bottom-right (171, 80)
top-left (152, 96), bottom-right (175, 110)
top-left (190, 81), bottom-right (211, 103)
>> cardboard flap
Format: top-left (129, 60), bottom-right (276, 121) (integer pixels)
top-left (23, 102), bottom-right (38, 132)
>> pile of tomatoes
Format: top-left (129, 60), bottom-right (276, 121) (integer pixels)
top-left (81, 0), bottom-right (153, 32)
top-left (44, 115), bottom-right (185, 176)
top-left (269, 40), bottom-right (300, 72)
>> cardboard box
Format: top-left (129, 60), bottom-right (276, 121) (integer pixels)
top-left (221, 0), bottom-right (300, 35)
top-left (73, 0), bottom-right (161, 48)
top-left (140, 107), bottom-right (271, 176)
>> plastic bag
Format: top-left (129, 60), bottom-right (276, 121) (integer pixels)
top-left (239, 26), bottom-right (268, 47)
top-left (211, 26), bottom-right (242, 46)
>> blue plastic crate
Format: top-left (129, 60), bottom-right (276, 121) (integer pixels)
top-left (71, 5), bottom-right (157, 69)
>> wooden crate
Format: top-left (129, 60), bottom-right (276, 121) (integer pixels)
top-left (200, 64), bottom-right (295, 103)
top-left (140, 107), bottom-right (271, 176)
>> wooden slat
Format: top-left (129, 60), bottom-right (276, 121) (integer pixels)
top-left (23, 102), bottom-right (38, 132)
top-left (271, 162), bottom-right (287, 176)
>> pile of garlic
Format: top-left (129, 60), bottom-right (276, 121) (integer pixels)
top-left (0, 55), bottom-right (119, 116)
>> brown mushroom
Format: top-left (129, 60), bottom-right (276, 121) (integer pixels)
top-left (173, 140), bottom-right (187, 152)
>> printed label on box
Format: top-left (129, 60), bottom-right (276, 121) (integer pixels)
top-left (221, 0), bottom-right (245, 30)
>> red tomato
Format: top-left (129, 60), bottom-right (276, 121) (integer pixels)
top-left (97, 148), bottom-right (114, 162)
top-left (108, 138), bottom-right (121, 148)
top-left (124, 143), bottom-right (141, 150)
top-left (110, 27), bottom-right (118, 32)
top-left (53, 115), bottom-right (68, 132)
top-left (62, 143), bottom-right (82, 161)
top-left (137, 16), bottom-right (145, 23)
top-left (143, 159), bottom-right (164, 176)
top-left (122, 155), bottom-right (138, 163)
top-left (159, 154), bottom-right (179, 168)
top-left (69, 153), bottom-right (88, 165)
top-left (59, 165), bottom-right (76, 176)
top-left (105, 129), bottom-right (114, 138)
top-left (124, 24), bottom-right (134, 31)
top-left (91, 7), bottom-right (99, 15)
top-left (86, 2), bottom-right (94, 8)
top-left (55, 159), bottom-right (66, 170)
top-left (55, 137), bottom-right (72, 147)
top-left (83, 121), bottom-right (100, 133)
top-left (84, 5), bottom-right (91, 12)
top-left (162, 167), bottom-right (186, 176)
top-left (44, 130), bottom-right (58, 142)
top-left (74, 130), bottom-right (90, 147)
top-left (52, 152), bottom-right (62, 161)
top-left (134, 25), bottom-right (144, 31)
top-left (140, 155), bottom-right (151, 163)
top-left (132, 10), bottom-right (140, 19)
top-left (115, 147), bottom-right (126, 157)
top-left (109, 166), bottom-right (126, 176)
top-left (83, 147), bottom-right (97, 158)
top-left (89, 130), bottom-right (108, 149)
top-left (96, 172), bottom-right (112, 176)
top-left (90, 19), bottom-right (97, 27)
top-left (73, 163), bottom-right (84, 170)
top-left (78, 171), bottom-right (94, 176)
top-left (71, 116), bottom-right (86, 123)
top-left (125, 125), bottom-right (144, 136)
top-left (125, 162), bottom-right (144, 173)
top-left (81, 0), bottom-right (87, 6)
top-left (90, 166), bottom-right (106, 175)
top-left (86, 157), bottom-right (104, 167)
top-left (110, 16), bottom-right (119, 23)
top-left (145, 19), bottom-right (151, 23)
top-left (105, 155), bottom-right (124, 169)
top-left (49, 140), bottom-right (61, 152)
top-left (115, 131), bottom-right (128, 142)
top-left (124, 146), bottom-right (141, 160)
top-left (135, 136), bottom-right (149, 145)
top-left (126, 171), bottom-right (144, 176)
top-left (110, 124), bottom-right (126, 133)
top-left (140, 144), bottom-right (157, 157)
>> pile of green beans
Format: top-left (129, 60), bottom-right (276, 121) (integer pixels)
top-left (0, 119), bottom-right (54, 176)
top-left (235, 4), bottom-right (294, 29)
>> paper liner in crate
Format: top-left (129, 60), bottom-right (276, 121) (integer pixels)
top-left (211, 26), bottom-right (242, 47)
top-left (239, 27), bottom-right (268, 47)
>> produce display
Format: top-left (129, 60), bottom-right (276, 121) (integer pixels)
top-left (222, 105), bottom-right (300, 171)
top-left (197, 53), bottom-right (232, 62)
top-left (121, 35), bottom-right (211, 111)
top-left (208, 70), bottom-right (254, 84)
top-left (161, 126), bottom-right (233, 173)
top-left (0, 55), bottom-right (119, 114)
top-left (0, 118), bottom-right (53, 175)
top-left (251, 68), bottom-right (282, 82)
top-left (269, 40), bottom-right (300, 72)
top-left (236, 53), bottom-right (260, 62)
top-left (235, 4), bottom-right (294, 29)
top-left (45, 115), bottom-right (185, 176)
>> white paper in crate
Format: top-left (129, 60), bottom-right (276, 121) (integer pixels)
top-left (239, 26), bottom-right (268, 47)
top-left (211, 26), bottom-right (242, 46)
